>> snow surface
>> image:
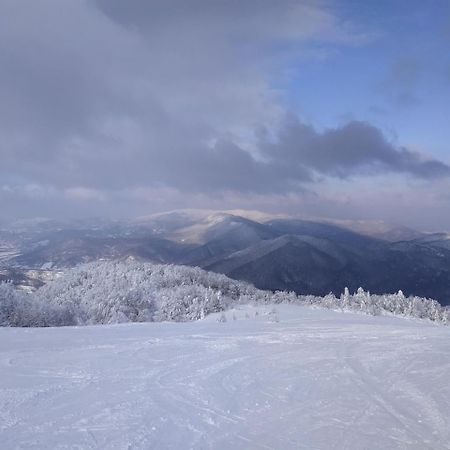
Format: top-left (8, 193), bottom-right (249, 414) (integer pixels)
top-left (1, 304), bottom-right (449, 450)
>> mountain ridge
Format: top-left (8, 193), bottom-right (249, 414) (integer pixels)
top-left (2, 209), bottom-right (450, 305)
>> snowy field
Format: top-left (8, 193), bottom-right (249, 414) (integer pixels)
top-left (1, 305), bottom-right (449, 450)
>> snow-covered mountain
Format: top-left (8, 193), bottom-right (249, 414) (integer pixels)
top-left (2, 210), bottom-right (450, 305)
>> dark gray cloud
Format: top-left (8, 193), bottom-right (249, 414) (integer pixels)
top-left (259, 117), bottom-right (450, 180)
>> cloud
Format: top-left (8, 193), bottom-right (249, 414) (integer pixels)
top-left (259, 117), bottom-right (450, 180)
top-left (0, 0), bottom-right (448, 223)
top-left (0, 1), bottom-right (370, 189)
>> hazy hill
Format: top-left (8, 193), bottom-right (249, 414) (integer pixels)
top-left (2, 210), bottom-right (450, 305)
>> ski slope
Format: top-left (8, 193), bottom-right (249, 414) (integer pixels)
top-left (1, 305), bottom-right (449, 450)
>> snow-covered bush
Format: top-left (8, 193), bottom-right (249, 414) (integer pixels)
top-left (1, 261), bottom-right (449, 326)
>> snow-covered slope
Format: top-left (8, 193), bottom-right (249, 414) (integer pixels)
top-left (1, 305), bottom-right (449, 449)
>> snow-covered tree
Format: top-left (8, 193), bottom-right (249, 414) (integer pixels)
top-left (1, 261), bottom-right (449, 327)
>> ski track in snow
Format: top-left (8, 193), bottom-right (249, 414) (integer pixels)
top-left (0, 305), bottom-right (449, 450)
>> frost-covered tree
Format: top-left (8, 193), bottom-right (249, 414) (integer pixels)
top-left (1, 261), bottom-right (449, 326)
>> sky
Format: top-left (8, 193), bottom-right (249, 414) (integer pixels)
top-left (0, 0), bottom-right (449, 229)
